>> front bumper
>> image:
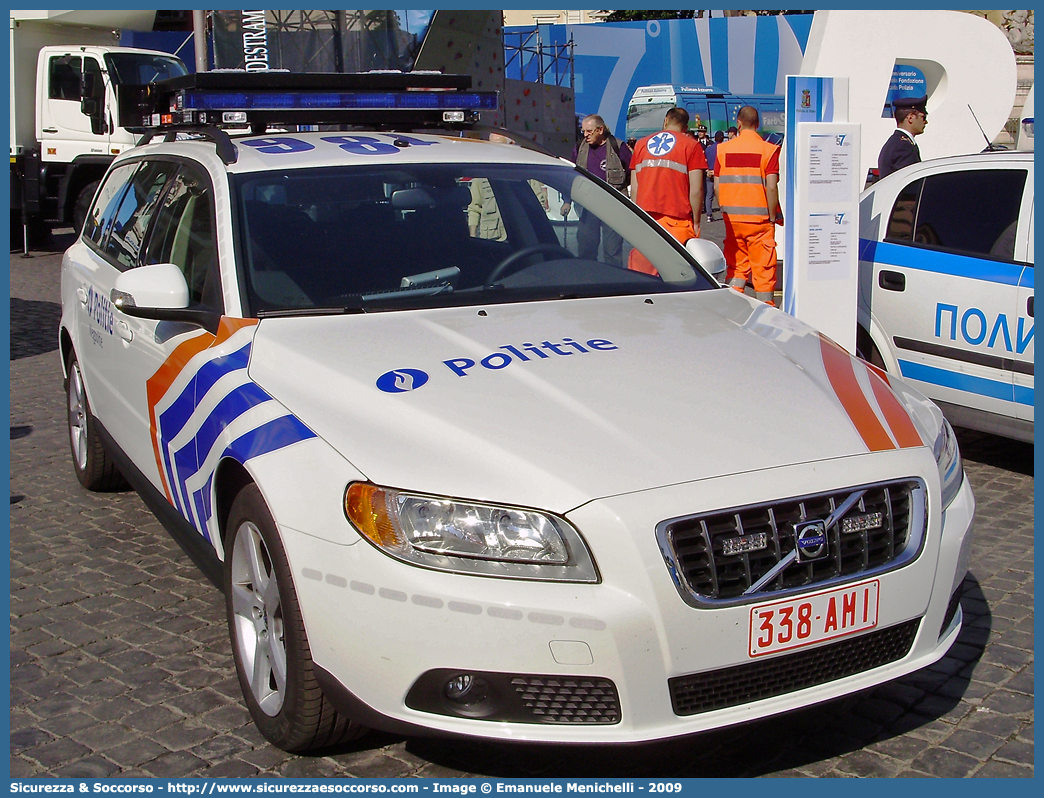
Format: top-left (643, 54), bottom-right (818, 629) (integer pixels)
top-left (278, 448), bottom-right (974, 743)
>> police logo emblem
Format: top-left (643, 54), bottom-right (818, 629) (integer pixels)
top-left (376, 369), bottom-right (429, 393)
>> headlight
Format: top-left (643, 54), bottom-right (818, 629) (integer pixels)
top-left (344, 483), bottom-right (598, 583)
top-left (933, 418), bottom-right (964, 511)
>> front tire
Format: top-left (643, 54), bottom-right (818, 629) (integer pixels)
top-left (66, 354), bottom-right (127, 491)
top-left (225, 483), bottom-right (366, 752)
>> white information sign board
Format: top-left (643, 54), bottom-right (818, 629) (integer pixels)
top-left (791, 123), bottom-right (860, 352)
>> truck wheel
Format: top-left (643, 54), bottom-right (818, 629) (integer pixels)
top-left (66, 353), bottom-right (127, 491)
top-left (72, 180), bottom-right (100, 235)
top-left (225, 483), bottom-right (367, 752)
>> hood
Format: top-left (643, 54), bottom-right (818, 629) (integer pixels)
top-left (248, 290), bottom-right (929, 513)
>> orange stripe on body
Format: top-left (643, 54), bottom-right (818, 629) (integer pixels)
top-left (859, 354), bottom-right (925, 448)
top-left (819, 337), bottom-right (896, 452)
top-left (866, 369), bottom-right (925, 448)
top-left (864, 360), bottom-right (890, 384)
top-left (146, 317), bottom-right (259, 502)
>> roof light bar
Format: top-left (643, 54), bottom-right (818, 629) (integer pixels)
top-left (176, 89), bottom-right (497, 113)
top-left (120, 71), bottom-right (499, 133)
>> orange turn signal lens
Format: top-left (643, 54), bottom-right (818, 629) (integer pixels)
top-left (344, 483), bottom-right (405, 549)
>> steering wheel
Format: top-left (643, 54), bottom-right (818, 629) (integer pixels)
top-left (485, 244), bottom-right (575, 286)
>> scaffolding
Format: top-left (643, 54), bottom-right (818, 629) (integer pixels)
top-left (504, 29), bottom-right (574, 88)
top-left (211, 10), bottom-right (425, 74)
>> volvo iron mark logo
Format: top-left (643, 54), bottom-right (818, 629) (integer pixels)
top-left (794, 520), bottom-right (828, 562)
top-left (376, 369), bottom-right (429, 393)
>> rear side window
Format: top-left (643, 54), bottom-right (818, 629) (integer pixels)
top-left (104, 161), bottom-right (179, 271)
top-left (887, 168), bottom-right (1027, 261)
top-left (83, 162), bottom-right (139, 245)
top-left (884, 179), bottom-right (922, 242)
top-left (145, 166), bottom-right (222, 310)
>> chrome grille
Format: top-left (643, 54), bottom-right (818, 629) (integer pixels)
top-left (657, 479), bottom-right (926, 606)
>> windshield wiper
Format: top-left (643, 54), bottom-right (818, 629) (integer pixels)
top-left (256, 306), bottom-right (367, 318)
top-left (361, 283), bottom-right (454, 303)
top-left (256, 283), bottom-right (455, 318)
top-left (347, 283), bottom-right (455, 310)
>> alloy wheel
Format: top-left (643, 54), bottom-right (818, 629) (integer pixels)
top-left (230, 520), bottom-right (288, 716)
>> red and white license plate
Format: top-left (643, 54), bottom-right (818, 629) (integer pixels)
top-left (748, 579), bottom-right (879, 658)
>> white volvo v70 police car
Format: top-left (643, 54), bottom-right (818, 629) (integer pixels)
top-left (60, 73), bottom-right (974, 752)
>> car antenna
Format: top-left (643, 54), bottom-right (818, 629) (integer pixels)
top-left (968, 104), bottom-right (1000, 151)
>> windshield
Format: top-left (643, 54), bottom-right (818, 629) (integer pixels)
top-left (235, 162), bottom-right (715, 316)
top-left (626, 101), bottom-right (675, 141)
top-left (104, 53), bottom-right (188, 85)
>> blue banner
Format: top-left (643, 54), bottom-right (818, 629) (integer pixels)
top-left (506, 16), bottom-right (814, 138)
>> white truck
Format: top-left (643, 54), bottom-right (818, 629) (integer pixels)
top-left (10, 10), bottom-right (187, 246)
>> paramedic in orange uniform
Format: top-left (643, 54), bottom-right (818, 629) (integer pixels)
top-left (627, 107), bottom-right (707, 276)
top-left (714, 106), bottom-right (781, 304)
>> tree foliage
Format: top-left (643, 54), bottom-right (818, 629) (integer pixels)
top-left (602, 10), bottom-right (696, 21)
top-left (601, 11), bottom-right (813, 22)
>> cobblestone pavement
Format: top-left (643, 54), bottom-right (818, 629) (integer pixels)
top-left (10, 231), bottom-right (1033, 778)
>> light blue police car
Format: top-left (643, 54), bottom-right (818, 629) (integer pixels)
top-left (857, 150), bottom-right (1034, 443)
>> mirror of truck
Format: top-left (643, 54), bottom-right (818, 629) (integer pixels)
top-left (80, 67), bottom-right (106, 134)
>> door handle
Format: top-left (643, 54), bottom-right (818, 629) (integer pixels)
top-left (116, 320), bottom-right (133, 342)
top-left (878, 270), bottom-right (906, 292)
top-left (41, 127), bottom-right (58, 134)
top-left (1028, 296), bottom-right (1034, 318)
top-left (76, 287), bottom-right (88, 305)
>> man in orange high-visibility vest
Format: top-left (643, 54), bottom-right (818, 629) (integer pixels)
top-left (627, 107), bottom-right (707, 276)
top-left (714, 106), bottom-right (781, 305)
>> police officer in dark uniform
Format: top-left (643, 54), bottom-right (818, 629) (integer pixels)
top-left (878, 95), bottom-right (928, 179)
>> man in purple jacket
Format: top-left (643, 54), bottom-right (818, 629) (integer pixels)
top-left (560, 114), bottom-right (632, 266)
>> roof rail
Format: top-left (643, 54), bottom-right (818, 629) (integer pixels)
top-left (136, 125), bottom-right (238, 164)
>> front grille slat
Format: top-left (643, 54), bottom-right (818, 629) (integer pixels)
top-left (884, 485), bottom-right (897, 560)
top-left (658, 480), bottom-right (926, 607)
top-left (669, 619), bottom-right (921, 715)
top-left (767, 507), bottom-right (783, 591)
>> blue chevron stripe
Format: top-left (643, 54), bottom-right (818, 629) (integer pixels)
top-left (158, 343), bottom-right (251, 444)
top-left (225, 415), bottom-right (318, 463)
top-left (153, 340), bottom-right (315, 536)
top-left (168, 381), bottom-right (272, 527)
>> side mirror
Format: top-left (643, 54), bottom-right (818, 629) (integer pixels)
top-left (685, 238), bottom-right (727, 281)
top-left (81, 71), bottom-right (103, 102)
top-left (80, 71), bottom-right (106, 134)
top-left (113, 263), bottom-right (190, 309)
top-left (110, 263), bottom-right (222, 334)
